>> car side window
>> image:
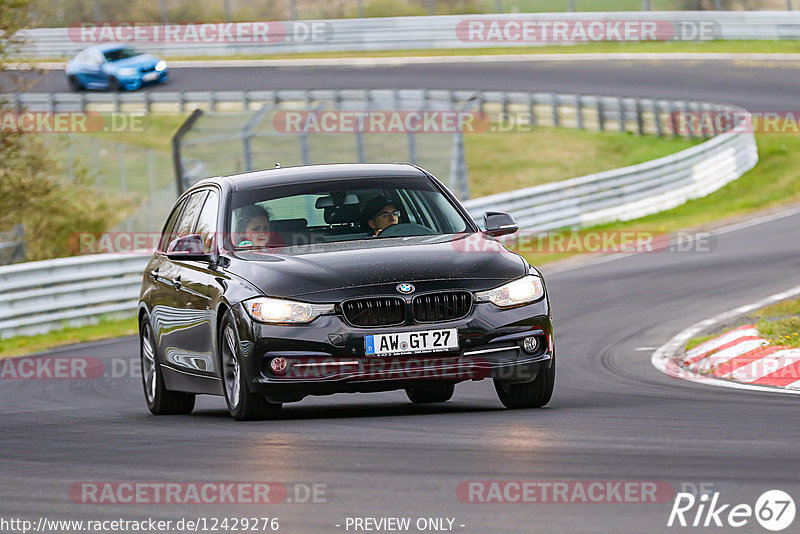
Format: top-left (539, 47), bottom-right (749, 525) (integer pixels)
top-left (158, 197), bottom-right (187, 253)
top-left (173, 191), bottom-right (208, 240)
top-left (193, 191), bottom-right (219, 253)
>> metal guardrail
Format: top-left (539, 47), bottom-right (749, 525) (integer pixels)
top-left (0, 254), bottom-right (148, 339)
top-left (463, 129), bottom-right (757, 230)
top-left (0, 88), bottom-right (757, 339)
top-left (13, 11), bottom-right (800, 58)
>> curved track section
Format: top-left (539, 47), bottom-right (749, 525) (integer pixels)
top-left (18, 58), bottom-right (800, 110)
top-left (3, 57), bottom-right (800, 532)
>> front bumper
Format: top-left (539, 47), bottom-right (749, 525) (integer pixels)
top-left (231, 299), bottom-right (554, 403)
top-left (118, 70), bottom-right (169, 90)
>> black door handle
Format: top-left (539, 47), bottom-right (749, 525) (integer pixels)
top-left (172, 276), bottom-right (182, 289)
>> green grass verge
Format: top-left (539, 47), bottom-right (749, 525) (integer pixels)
top-left (0, 317), bottom-right (139, 359)
top-left (685, 298), bottom-right (800, 352)
top-left (21, 40), bottom-right (800, 64)
top-left (685, 334), bottom-right (719, 352)
top-left (757, 318), bottom-right (800, 348)
top-left (468, 127), bottom-right (699, 196)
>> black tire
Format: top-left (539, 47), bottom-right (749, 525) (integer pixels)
top-left (108, 76), bottom-right (121, 92)
top-left (219, 312), bottom-right (282, 421)
top-left (140, 318), bottom-right (195, 415)
top-left (494, 358), bottom-right (555, 409)
top-left (67, 75), bottom-right (83, 91)
top-left (405, 383), bottom-right (455, 404)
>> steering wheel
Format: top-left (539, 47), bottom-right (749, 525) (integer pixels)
top-left (376, 223), bottom-right (436, 238)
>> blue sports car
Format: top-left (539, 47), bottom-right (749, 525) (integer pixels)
top-left (65, 44), bottom-right (168, 91)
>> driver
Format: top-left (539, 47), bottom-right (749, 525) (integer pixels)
top-left (362, 196), bottom-right (401, 237)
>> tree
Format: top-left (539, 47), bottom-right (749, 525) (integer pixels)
top-left (1, 0), bottom-right (130, 261)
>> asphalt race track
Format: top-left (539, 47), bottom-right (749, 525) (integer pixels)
top-left (3, 59), bottom-right (800, 533)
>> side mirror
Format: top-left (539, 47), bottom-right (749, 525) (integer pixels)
top-left (166, 234), bottom-right (214, 262)
top-left (483, 211), bottom-right (519, 237)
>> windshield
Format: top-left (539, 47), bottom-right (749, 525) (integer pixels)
top-left (227, 176), bottom-right (472, 250)
top-left (102, 47), bottom-right (142, 62)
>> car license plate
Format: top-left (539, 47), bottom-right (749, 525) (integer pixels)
top-left (142, 72), bottom-right (159, 82)
top-left (365, 328), bottom-right (458, 356)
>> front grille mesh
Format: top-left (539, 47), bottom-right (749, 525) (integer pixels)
top-left (413, 292), bottom-right (472, 322)
top-left (342, 298), bottom-right (405, 327)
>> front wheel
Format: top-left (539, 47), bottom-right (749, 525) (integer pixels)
top-left (67, 75), bottom-right (83, 91)
top-left (494, 359), bottom-right (555, 409)
top-left (220, 313), bottom-right (282, 421)
top-left (406, 383), bottom-right (455, 404)
top-left (140, 318), bottom-right (195, 415)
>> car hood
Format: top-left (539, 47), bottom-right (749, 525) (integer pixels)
top-left (105, 54), bottom-right (160, 71)
top-left (225, 233), bottom-right (527, 302)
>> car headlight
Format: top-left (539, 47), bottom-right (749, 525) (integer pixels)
top-left (117, 68), bottom-right (137, 76)
top-left (475, 275), bottom-right (545, 308)
top-left (244, 297), bottom-right (333, 324)
top-left (155, 60), bottom-right (167, 72)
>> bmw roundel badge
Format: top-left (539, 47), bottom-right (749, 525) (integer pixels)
top-left (396, 283), bottom-right (415, 294)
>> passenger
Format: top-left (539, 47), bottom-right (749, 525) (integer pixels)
top-left (362, 196), bottom-right (401, 237)
top-left (236, 205), bottom-right (272, 247)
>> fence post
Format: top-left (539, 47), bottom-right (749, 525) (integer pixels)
top-left (172, 109), bottom-right (204, 194)
top-left (300, 131), bottom-right (310, 164)
top-left (635, 99), bottom-right (645, 135)
top-left (576, 95), bottom-right (584, 130)
top-left (653, 101), bottom-right (664, 137)
top-left (528, 93), bottom-right (536, 128)
top-left (551, 94), bottom-right (560, 127)
top-left (597, 98), bottom-right (605, 131)
top-left (449, 130), bottom-right (468, 200)
top-left (618, 97), bottom-right (626, 133)
top-left (407, 131), bottom-right (418, 164)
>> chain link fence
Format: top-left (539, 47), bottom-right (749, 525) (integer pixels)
top-left (43, 136), bottom-right (177, 232)
top-left (0, 226), bottom-right (26, 266)
top-left (173, 89), bottom-right (472, 198)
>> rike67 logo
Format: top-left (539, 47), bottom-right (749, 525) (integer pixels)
top-left (668, 489), bottom-right (795, 531)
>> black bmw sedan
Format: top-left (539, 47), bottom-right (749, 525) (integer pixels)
top-left (138, 163), bottom-right (555, 420)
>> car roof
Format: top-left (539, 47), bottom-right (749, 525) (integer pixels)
top-left (82, 43), bottom-right (138, 53)
top-left (189, 163), bottom-right (430, 193)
